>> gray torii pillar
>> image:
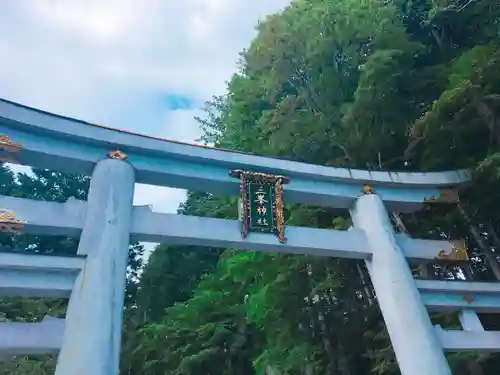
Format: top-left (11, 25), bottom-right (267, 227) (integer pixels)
top-left (55, 157), bottom-right (135, 375)
top-left (351, 192), bottom-right (452, 375)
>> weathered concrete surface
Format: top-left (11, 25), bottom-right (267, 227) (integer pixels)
top-left (436, 327), bottom-right (500, 352)
top-left (417, 280), bottom-right (500, 313)
top-left (351, 194), bottom-right (452, 375)
top-left (133, 207), bottom-right (371, 259)
top-left (0, 98), bottom-right (470, 212)
top-left (0, 316), bottom-right (64, 355)
top-left (0, 195), bottom-right (464, 261)
top-left (0, 252), bottom-right (85, 298)
top-left (0, 195), bottom-right (84, 235)
top-left (458, 310), bottom-right (484, 332)
top-left (55, 158), bottom-right (134, 375)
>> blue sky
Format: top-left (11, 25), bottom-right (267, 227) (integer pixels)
top-left (0, 1), bottom-right (290, 253)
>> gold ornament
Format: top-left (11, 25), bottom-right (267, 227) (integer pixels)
top-left (0, 209), bottom-right (25, 234)
top-left (108, 149), bottom-right (127, 160)
top-left (424, 188), bottom-right (459, 204)
top-left (462, 295), bottom-right (474, 303)
top-left (0, 134), bottom-right (22, 164)
top-left (435, 240), bottom-right (469, 262)
top-left (362, 184), bottom-right (374, 195)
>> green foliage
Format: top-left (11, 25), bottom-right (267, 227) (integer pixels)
top-left (132, 0), bottom-right (500, 374)
top-left (5, 0), bottom-right (500, 374)
top-left (131, 0), bottom-right (500, 374)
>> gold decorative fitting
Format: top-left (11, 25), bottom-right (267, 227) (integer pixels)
top-left (435, 239), bottom-right (469, 262)
top-left (108, 149), bottom-right (127, 160)
top-left (424, 188), bottom-right (459, 204)
top-left (274, 179), bottom-right (286, 243)
top-left (0, 209), bottom-right (25, 234)
top-left (462, 295), bottom-right (474, 303)
top-left (0, 134), bottom-right (22, 164)
top-left (362, 184), bottom-right (374, 195)
top-left (229, 169), bottom-right (290, 184)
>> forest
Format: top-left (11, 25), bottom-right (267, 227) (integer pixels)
top-left (1, 0), bottom-right (500, 374)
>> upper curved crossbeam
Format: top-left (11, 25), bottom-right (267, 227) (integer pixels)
top-left (0, 98), bottom-right (470, 212)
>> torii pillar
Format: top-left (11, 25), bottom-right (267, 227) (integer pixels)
top-left (55, 156), bottom-right (135, 375)
top-left (350, 189), bottom-right (452, 375)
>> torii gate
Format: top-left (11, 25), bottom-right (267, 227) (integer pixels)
top-left (0, 98), bottom-right (498, 375)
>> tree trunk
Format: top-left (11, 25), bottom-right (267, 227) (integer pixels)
top-left (467, 361), bottom-right (484, 375)
top-left (391, 212), bottom-right (431, 278)
top-left (476, 101), bottom-right (500, 147)
top-left (485, 222), bottom-right (500, 260)
top-left (266, 366), bottom-right (281, 375)
top-left (356, 263), bottom-right (374, 306)
top-left (458, 204), bottom-right (500, 280)
top-left (307, 263), bottom-right (337, 375)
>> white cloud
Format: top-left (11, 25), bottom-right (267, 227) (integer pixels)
top-left (162, 108), bottom-right (204, 142)
top-left (0, 0), bottom-right (290, 254)
top-left (28, 0), bottom-right (144, 44)
top-left (0, 1), bottom-right (289, 106)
